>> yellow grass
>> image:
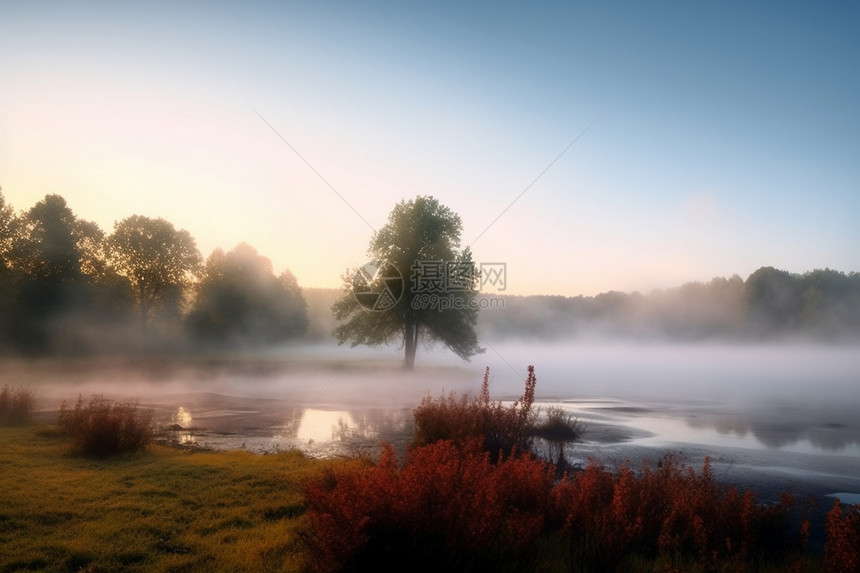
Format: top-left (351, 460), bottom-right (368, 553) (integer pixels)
top-left (0, 426), bottom-right (365, 572)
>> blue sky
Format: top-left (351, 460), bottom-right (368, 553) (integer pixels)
top-left (1, 1), bottom-right (858, 295)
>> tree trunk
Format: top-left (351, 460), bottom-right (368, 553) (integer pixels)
top-left (140, 299), bottom-right (149, 333)
top-left (403, 322), bottom-right (418, 370)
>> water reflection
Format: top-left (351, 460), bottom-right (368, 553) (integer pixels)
top-left (294, 409), bottom-right (354, 442)
top-left (155, 396), bottom-right (860, 459)
top-left (175, 432), bottom-right (197, 446)
top-left (157, 400), bottom-right (411, 455)
top-left (174, 406), bottom-right (193, 427)
top-left (167, 406), bottom-right (197, 446)
top-left (273, 407), bottom-right (414, 458)
top-left (685, 407), bottom-right (860, 452)
top-left (544, 399), bottom-right (860, 456)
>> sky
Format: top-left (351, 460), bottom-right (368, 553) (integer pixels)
top-left (1, 1), bottom-right (858, 297)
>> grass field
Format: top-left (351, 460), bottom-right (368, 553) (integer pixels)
top-left (0, 425), bottom-right (363, 572)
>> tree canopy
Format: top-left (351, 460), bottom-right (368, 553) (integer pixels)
top-left (5, 194), bottom-right (106, 350)
top-left (0, 189), bottom-right (857, 355)
top-left (186, 243), bottom-right (308, 346)
top-left (107, 215), bottom-right (202, 332)
top-left (0, 191), bottom-right (307, 355)
top-left (332, 196), bottom-right (483, 369)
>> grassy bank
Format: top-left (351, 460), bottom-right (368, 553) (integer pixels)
top-left (0, 425), bottom-right (362, 572)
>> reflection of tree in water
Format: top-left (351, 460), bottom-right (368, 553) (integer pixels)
top-left (688, 413), bottom-right (751, 438)
top-left (686, 407), bottom-right (859, 451)
top-left (334, 409), bottom-right (414, 447)
top-left (803, 422), bottom-right (854, 451)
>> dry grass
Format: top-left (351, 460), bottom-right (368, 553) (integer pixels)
top-left (532, 405), bottom-right (583, 469)
top-left (0, 384), bottom-right (35, 425)
top-left (57, 394), bottom-right (154, 457)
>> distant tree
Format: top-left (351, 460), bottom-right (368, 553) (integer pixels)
top-left (798, 268), bottom-right (860, 336)
top-left (0, 190), bottom-right (18, 348)
top-left (13, 194), bottom-right (86, 283)
top-left (478, 267), bottom-right (860, 342)
top-left (744, 266), bottom-right (804, 334)
top-left (4, 194), bottom-right (110, 351)
top-left (332, 196), bottom-right (483, 369)
top-left (0, 188), bottom-right (16, 270)
top-left (640, 275), bottom-right (746, 339)
top-left (186, 243), bottom-right (308, 345)
top-left (107, 215), bottom-right (202, 332)
top-left (589, 290), bottom-right (630, 321)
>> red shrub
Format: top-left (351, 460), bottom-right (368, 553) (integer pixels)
top-left (550, 454), bottom-right (795, 571)
top-left (304, 362), bottom-right (826, 572)
top-left (305, 441), bottom-right (815, 572)
top-left (303, 438), bottom-right (554, 572)
top-left (413, 365), bottom-right (537, 461)
top-left (823, 500), bottom-right (860, 573)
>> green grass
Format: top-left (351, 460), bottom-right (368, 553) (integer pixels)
top-left (0, 425), bottom-right (364, 572)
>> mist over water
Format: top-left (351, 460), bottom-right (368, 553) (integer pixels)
top-left (13, 340), bottom-right (859, 421)
top-left (468, 341), bottom-right (860, 405)
top-left (9, 340), bottom-right (859, 495)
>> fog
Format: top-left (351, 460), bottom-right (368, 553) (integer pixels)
top-left (7, 339), bottom-right (859, 498)
top-left (8, 339), bottom-right (857, 408)
top-left (12, 339), bottom-right (859, 436)
top-left (467, 341), bottom-right (860, 405)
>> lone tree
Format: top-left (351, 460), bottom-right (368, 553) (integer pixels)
top-left (107, 215), bottom-right (202, 332)
top-left (332, 196), bottom-right (483, 369)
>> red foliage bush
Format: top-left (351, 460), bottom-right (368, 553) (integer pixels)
top-left (303, 438), bottom-right (554, 572)
top-left (304, 360), bottom-right (846, 571)
top-left (824, 500), bottom-right (860, 572)
top-left (305, 437), bottom-right (832, 572)
top-left (57, 394), bottom-right (154, 457)
top-left (413, 365), bottom-right (537, 461)
top-left (550, 454), bottom-right (796, 571)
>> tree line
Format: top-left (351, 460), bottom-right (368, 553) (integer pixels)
top-left (479, 267), bottom-right (860, 342)
top-left (0, 190), bottom-right (308, 355)
top-left (3, 189), bottom-right (856, 356)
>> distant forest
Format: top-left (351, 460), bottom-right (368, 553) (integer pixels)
top-left (2, 190), bottom-right (858, 356)
top-left (477, 268), bottom-right (860, 342)
top-left (303, 267), bottom-right (860, 345)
